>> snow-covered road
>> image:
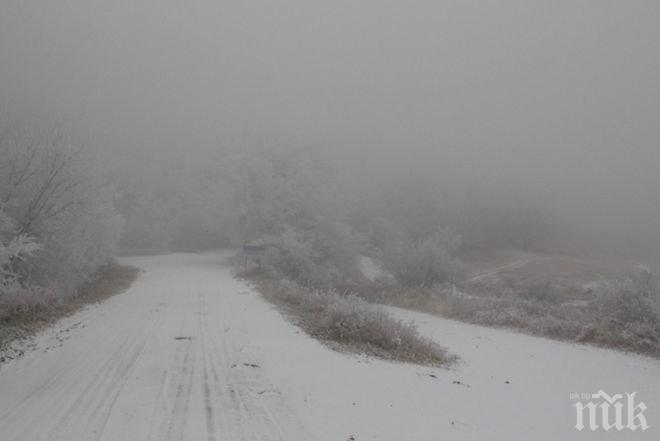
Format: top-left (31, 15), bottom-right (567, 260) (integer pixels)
top-left (0, 251), bottom-right (658, 441)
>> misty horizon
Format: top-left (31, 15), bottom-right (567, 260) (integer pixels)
top-left (2, 1), bottom-right (659, 260)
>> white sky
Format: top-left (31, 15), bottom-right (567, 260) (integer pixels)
top-left (1, 0), bottom-right (659, 253)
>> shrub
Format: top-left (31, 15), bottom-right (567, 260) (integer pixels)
top-left (580, 266), bottom-right (660, 354)
top-left (591, 266), bottom-right (660, 325)
top-left (380, 228), bottom-right (464, 287)
top-left (262, 228), bottom-right (315, 281)
top-left (260, 222), bottom-right (361, 287)
top-left (0, 208), bottom-right (43, 317)
top-left (421, 268), bottom-right (660, 357)
top-left (257, 278), bottom-right (454, 366)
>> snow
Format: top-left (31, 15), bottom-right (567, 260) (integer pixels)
top-left (0, 251), bottom-right (658, 441)
top-left (359, 256), bottom-right (387, 281)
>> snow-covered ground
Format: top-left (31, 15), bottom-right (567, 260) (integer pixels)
top-left (359, 256), bottom-right (387, 282)
top-left (0, 251), bottom-right (658, 441)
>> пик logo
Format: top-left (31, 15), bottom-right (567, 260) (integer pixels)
top-left (572, 390), bottom-right (649, 432)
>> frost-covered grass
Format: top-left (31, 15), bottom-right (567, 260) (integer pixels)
top-left (382, 266), bottom-right (660, 358)
top-left (0, 263), bottom-right (139, 360)
top-left (239, 268), bottom-right (454, 367)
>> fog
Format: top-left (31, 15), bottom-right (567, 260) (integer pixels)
top-left (2, 4), bottom-right (660, 432)
top-left (1, 0), bottom-right (659, 259)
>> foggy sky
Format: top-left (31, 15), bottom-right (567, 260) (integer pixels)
top-left (1, 0), bottom-right (659, 256)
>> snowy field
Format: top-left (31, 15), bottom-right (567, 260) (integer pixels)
top-left (0, 251), bottom-right (657, 441)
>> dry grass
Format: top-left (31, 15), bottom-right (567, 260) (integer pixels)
top-left (0, 263), bottom-right (140, 361)
top-left (354, 252), bottom-right (660, 358)
top-left (238, 268), bottom-right (455, 367)
top-left (379, 272), bottom-right (660, 358)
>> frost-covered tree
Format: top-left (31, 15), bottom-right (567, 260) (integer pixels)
top-left (205, 146), bottom-right (341, 242)
top-left (0, 123), bottom-right (123, 300)
top-left (208, 146), bottom-right (360, 285)
top-left (0, 207), bottom-right (41, 314)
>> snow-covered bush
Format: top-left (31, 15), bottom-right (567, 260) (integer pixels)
top-left (259, 278), bottom-right (454, 366)
top-left (262, 228), bottom-right (316, 281)
top-left (0, 208), bottom-right (42, 317)
top-left (591, 266), bottom-right (660, 328)
top-left (433, 268), bottom-right (660, 357)
top-left (0, 124), bottom-right (123, 309)
top-left (380, 228), bottom-right (464, 287)
top-left (261, 222), bottom-right (360, 287)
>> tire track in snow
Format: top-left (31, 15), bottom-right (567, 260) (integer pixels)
top-left (88, 311), bottom-right (162, 441)
top-left (205, 289), bottom-right (315, 441)
top-left (146, 332), bottom-right (187, 441)
top-left (197, 292), bottom-right (217, 441)
top-left (154, 289), bottom-right (198, 441)
top-left (201, 291), bottom-right (253, 441)
top-left (0, 253), bottom-right (318, 441)
top-left (1, 304), bottom-right (159, 441)
top-left (154, 338), bottom-right (196, 441)
top-left (50, 304), bottom-right (159, 440)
